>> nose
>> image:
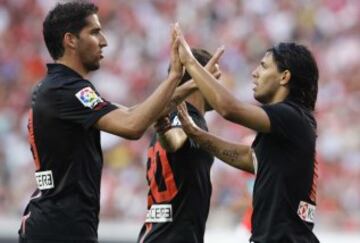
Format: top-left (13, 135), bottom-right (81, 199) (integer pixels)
top-left (99, 32), bottom-right (108, 48)
top-left (251, 67), bottom-right (258, 79)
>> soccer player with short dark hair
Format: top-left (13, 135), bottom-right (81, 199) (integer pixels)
top-left (175, 26), bottom-right (320, 242)
top-left (18, 1), bottom-right (186, 242)
top-left (137, 49), bottom-right (222, 243)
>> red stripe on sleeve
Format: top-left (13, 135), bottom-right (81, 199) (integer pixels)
top-left (27, 109), bottom-right (41, 170)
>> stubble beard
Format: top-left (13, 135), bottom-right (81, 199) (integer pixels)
top-left (83, 59), bottom-right (100, 72)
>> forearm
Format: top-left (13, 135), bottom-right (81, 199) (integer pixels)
top-left (189, 128), bottom-right (254, 173)
top-left (113, 103), bottom-right (137, 111)
top-left (185, 61), bottom-right (270, 132)
top-left (132, 76), bottom-right (181, 132)
top-left (185, 60), bottom-right (233, 116)
top-left (159, 80), bottom-right (197, 117)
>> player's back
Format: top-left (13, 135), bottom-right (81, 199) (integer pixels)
top-left (138, 103), bottom-right (214, 243)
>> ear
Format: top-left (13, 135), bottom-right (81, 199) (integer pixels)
top-left (63, 32), bottom-right (78, 50)
top-left (280, 70), bottom-right (291, 86)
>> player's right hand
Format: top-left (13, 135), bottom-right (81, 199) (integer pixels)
top-left (177, 102), bottom-right (199, 137)
top-left (154, 115), bottom-right (172, 134)
top-left (168, 23), bottom-right (184, 82)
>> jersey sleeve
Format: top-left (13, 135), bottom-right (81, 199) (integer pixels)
top-left (261, 102), bottom-right (303, 140)
top-left (56, 79), bottom-right (118, 129)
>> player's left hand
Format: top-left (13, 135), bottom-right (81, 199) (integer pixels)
top-left (205, 46), bottom-right (225, 79)
top-left (168, 23), bottom-right (184, 81)
top-left (173, 24), bottom-right (195, 65)
top-left (177, 102), bottom-right (199, 136)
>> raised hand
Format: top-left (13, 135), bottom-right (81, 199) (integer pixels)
top-left (154, 115), bottom-right (172, 134)
top-left (176, 102), bottom-right (199, 136)
top-left (205, 46), bottom-right (225, 79)
top-left (173, 24), bottom-right (195, 65)
top-left (168, 23), bottom-right (184, 81)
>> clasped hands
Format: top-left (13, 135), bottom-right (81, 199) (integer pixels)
top-left (168, 23), bottom-right (224, 81)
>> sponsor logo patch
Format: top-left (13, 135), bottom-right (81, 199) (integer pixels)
top-left (145, 204), bottom-right (173, 223)
top-left (35, 170), bottom-right (54, 190)
top-left (297, 201), bottom-right (316, 223)
top-left (75, 87), bottom-right (103, 109)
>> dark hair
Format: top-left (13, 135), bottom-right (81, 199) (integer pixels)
top-left (168, 48), bottom-right (212, 86)
top-left (268, 42), bottom-right (319, 111)
top-left (43, 1), bottom-right (98, 60)
top-left (180, 48), bottom-right (212, 85)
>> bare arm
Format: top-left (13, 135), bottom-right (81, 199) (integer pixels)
top-left (177, 103), bottom-right (254, 173)
top-left (159, 52), bottom-right (223, 117)
top-left (159, 80), bottom-right (197, 117)
top-left (154, 116), bottom-right (188, 152)
top-left (158, 128), bottom-right (188, 152)
top-left (95, 75), bottom-right (180, 139)
top-left (112, 81), bottom-right (196, 117)
top-left (95, 25), bottom-right (183, 139)
top-left (175, 26), bottom-right (270, 133)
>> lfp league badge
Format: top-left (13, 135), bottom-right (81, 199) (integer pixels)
top-left (75, 87), bottom-right (103, 109)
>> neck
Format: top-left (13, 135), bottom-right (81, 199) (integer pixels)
top-left (186, 91), bottom-right (205, 115)
top-left (268, 87), bottom-right (289, 104)
top-left (56, 54), bottom-right (88, 78)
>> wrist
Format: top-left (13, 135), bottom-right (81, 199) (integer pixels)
top-left (184, 57), bottom-right (197, 68)
top-left (187, 126), bottom-right (201, 139)
top-left (154, 116), bottom-right (172, 134)
top-left (168, 73), bottom-right (181, 82)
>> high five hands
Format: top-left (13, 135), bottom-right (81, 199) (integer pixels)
top-left (173, 23), bottom-right (225, 77)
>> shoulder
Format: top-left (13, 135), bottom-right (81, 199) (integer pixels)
top-left (262, 100), bottom-right (316, 137)
top-left (262, 100), bottom-right (308, 122)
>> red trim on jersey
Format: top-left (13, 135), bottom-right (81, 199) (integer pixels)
top-left (242, 207), bottom-right (253, 231)
top-left (147, 195), bottom-right (154, 208)
top-left (147, 142), bottom-right (178, 203)
top-left (139, 223), bottom-right (152, 243)
top-left (309, 158), bottom-right (318, 203)
top-left (28, 109), bottom-right (40, 170)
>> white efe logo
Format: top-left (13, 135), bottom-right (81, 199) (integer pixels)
top-left (145, 204), bottom-right (173, 223)
top-left (35, 170), bottom-right (54, 190)
top-left (75, 87), bottom-right (103, 109)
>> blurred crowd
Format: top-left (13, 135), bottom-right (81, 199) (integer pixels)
top-left (0, 0), bottom-right (359, 232)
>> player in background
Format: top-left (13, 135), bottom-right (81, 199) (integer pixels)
top-left (137, 48), bottom-right (222, 243)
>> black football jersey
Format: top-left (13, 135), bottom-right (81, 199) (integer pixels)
top-left (138, 103), bottom-right (214, 243)
top-left (250, 100), bottom-right (319, 243)
top-left (19, 64), bottom-right (117, 242)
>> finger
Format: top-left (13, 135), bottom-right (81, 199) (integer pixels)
top-left (176, 103), bottom-right (187, 118)
top-left (171, 23), bottom-right (179, 46)
top-left (206, 45), bottom-right (225, 68)
top-left (174, 27), bottom-right (189, 50)
top-left (171, 36), bottom-right (179, 54)
top-left (213, 70), bottom-right (222, 79)
top-left (177, 102), bottom-right (186, 113)
top-left (174, 22), bottom-right (181, 37)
